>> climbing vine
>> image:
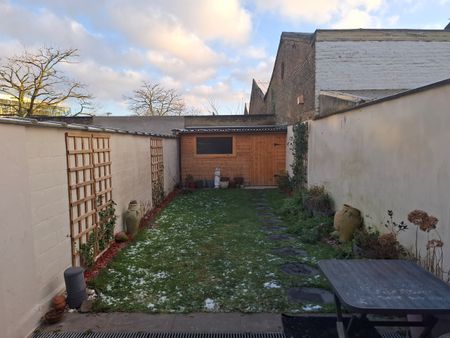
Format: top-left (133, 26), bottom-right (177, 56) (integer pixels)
top-left (291, 122), bottom-right (309, 191)
top-left (79, 199), bottom-right (117, 267)
top-left (152, 176), bottom-right (165, 208)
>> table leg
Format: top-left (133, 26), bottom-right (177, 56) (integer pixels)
top-left (418, 315), bottom-right (438, 338)
top-left (334, 295), bottom-right (349, 338)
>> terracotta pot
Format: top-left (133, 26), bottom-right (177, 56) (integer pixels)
top-left (52, 295), bottom-right (66, 311)
top-left (44, 309), bottom-right (65, 324)
top-left (334, 204), bottom-right (362, 242)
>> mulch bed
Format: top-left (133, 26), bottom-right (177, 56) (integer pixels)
top-left (282, 314), bottom-right (382, 338)
top-left (84, 189), bottom-right (180, 281)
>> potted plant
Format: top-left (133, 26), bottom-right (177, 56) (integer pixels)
top-left (229, 179), bottom-right (237, 188)
top-left (219, 176), bottom-right (230, 189)
top-left (234, 177), bottom-right (244, 188)
top-left (185, 175), bottom-right (195, 189)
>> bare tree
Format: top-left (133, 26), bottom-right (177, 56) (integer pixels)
top-left (0, 47), bottom-right (92, 117)
top-left (127, 82), bottom-right (186, 116)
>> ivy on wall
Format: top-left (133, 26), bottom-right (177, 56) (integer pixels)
top-left (79, 200), bottom-right (117, 267)
top-left (291, 122), bottom-right (309, 191)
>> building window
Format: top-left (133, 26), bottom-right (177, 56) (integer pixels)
top-left (196, 137), bottom-right (233, 155)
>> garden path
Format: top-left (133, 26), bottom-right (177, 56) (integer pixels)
top-left (251, 192), bottom-right (334, 307)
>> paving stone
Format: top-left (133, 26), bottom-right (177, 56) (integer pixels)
top-left (79, 299), bottom-right (93, 313)
top-left (272, 247), bottom-right (308, 257)
top-left (261, 219), bottom-right (275, 225)
top-left (261, 225), bottom-right (287, 232)
top-left (259, 213), bottom-right (276, 218)
top-left (280, 262), bottom-right (319, 276)
top-left (267, 234), bottom-right (295, 241)
top-left (269, 219), bottom-right (283, 225)
top-left (287, 287), bottom-right (334, 304)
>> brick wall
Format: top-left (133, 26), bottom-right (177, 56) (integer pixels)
top-left (256, 33), bottom-right (316, 124)
top-left (248, 80), bottom-right (266, 115)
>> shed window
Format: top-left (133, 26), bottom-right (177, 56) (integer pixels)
top-left (196, 137), bottom-right (233, 155)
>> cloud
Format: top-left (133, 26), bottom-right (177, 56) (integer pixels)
top-left (146, 51), bottom-right (217, 83)
top-left (331, 9), bottom-right (382, 28)
top-left (26, 0), bottom-right (252, 45)
top-left (60, 61), bottom-right (144, 101)
top-left (185, 81), bottom-right (248, 114)
top-left (232, 57), bottom-right (275, 85)
top-left (159, 0), bottom-right (252, 45)
top-left (252, 0), bottom-right (384, 25)
top-left (242, 46), bottom-right (268, 60)
top-left (109, 5), bottom-right (222, 67)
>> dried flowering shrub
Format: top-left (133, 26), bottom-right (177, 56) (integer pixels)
top-left (407, 210), bottom-right (438, 232)
top-left (407, 209), bottom-right (446, 280)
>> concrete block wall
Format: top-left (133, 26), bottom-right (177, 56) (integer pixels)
top-left (308, 81), bottom-right (450, 273)
top-left (0, 123), bottom-right (179, 338)
top-left (315, 41), bottom-right (450, 113)
top-left (111, 134), bottom-right (153, 232)
top-left (26, 128), bottom-right (72, 322)
top-left (0, 125), bottom-right (71, 338)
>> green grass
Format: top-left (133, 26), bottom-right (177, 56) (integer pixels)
top-left (90, 189), bottom-right (344, 314)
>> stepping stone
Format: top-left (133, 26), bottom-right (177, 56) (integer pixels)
top-left (272, 247), bottom-right (307, 257)
top-left (280, 262), bottom-right (319, 276)
top-left (287, 287), bottom-right (334, 304)
top-left (256, 206), bottom-right (271, 211)
top-left (261, 225), bottom-right (288, 233)
top-left (267, 234), bottom-right (294, 241)
top-left (259, 212), bottom-right (275, 217)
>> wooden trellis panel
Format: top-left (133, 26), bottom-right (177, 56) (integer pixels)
top-left (65, 132), bottom-right (113, 266)
top-left (150, 137), bottom-right (164, 206)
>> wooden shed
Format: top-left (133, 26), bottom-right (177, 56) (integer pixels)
top-left (178, 126), bottom-right (287, 186)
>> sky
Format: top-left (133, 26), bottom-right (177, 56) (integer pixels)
top-left (0, 0), bottom-right (449, 116)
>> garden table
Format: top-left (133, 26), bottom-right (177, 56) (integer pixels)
top-left (318, 259), bottom-right (450, 338)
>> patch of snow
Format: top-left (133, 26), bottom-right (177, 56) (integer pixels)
top-left (204, 298), bottom-right (217, 311)
top-left (264, 281), bottom-right (281, 289)
top-left (302, 304), bottom-right (322, 311)
top-left (154, 272), bottom-right (168, 279)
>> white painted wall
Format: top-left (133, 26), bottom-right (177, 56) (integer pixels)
top-left (111, 134), bottom-right (153, 231)
top-left (0, 124), bottom-right (179, 338)
top-left (315, 41), bottom-right (450, 112)
top-left (308, 82), bottom-right (450, 272)
top-left (286, 125), bottom-right (294, 177)
top-left (163, 138), bottom-right (179, 194)
top-left (0, 125), bottom-right (71, 338)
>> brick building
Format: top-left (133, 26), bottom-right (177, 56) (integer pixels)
top-left (249, 29), bottom-right (450, 124)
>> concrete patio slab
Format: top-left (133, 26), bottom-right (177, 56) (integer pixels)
top-left (37, 312), bottom-right (284, 334)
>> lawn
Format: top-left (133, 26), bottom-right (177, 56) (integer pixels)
top-left (90, 189), bottom-right (341, 313)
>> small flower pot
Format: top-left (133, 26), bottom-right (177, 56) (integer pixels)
top-left (52, 295), bottom-right (66, 311)
top-left (219, 181), bottom-right (229, 189)
top-left (44, 309), bottom-right (65, 324)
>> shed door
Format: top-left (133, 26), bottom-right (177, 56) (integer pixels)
top-left (251, 133), bottom-right (286, 186)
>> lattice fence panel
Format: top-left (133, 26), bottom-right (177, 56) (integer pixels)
top-left (150, 137), bottom-right (164, 207)
top-left (65, 132), bottom-right (113, 266)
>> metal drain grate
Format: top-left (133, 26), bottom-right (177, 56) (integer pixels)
top-left (380, 333), bottom-right (407, 338)
top-left (33, 332), bottom-right (287, 338)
